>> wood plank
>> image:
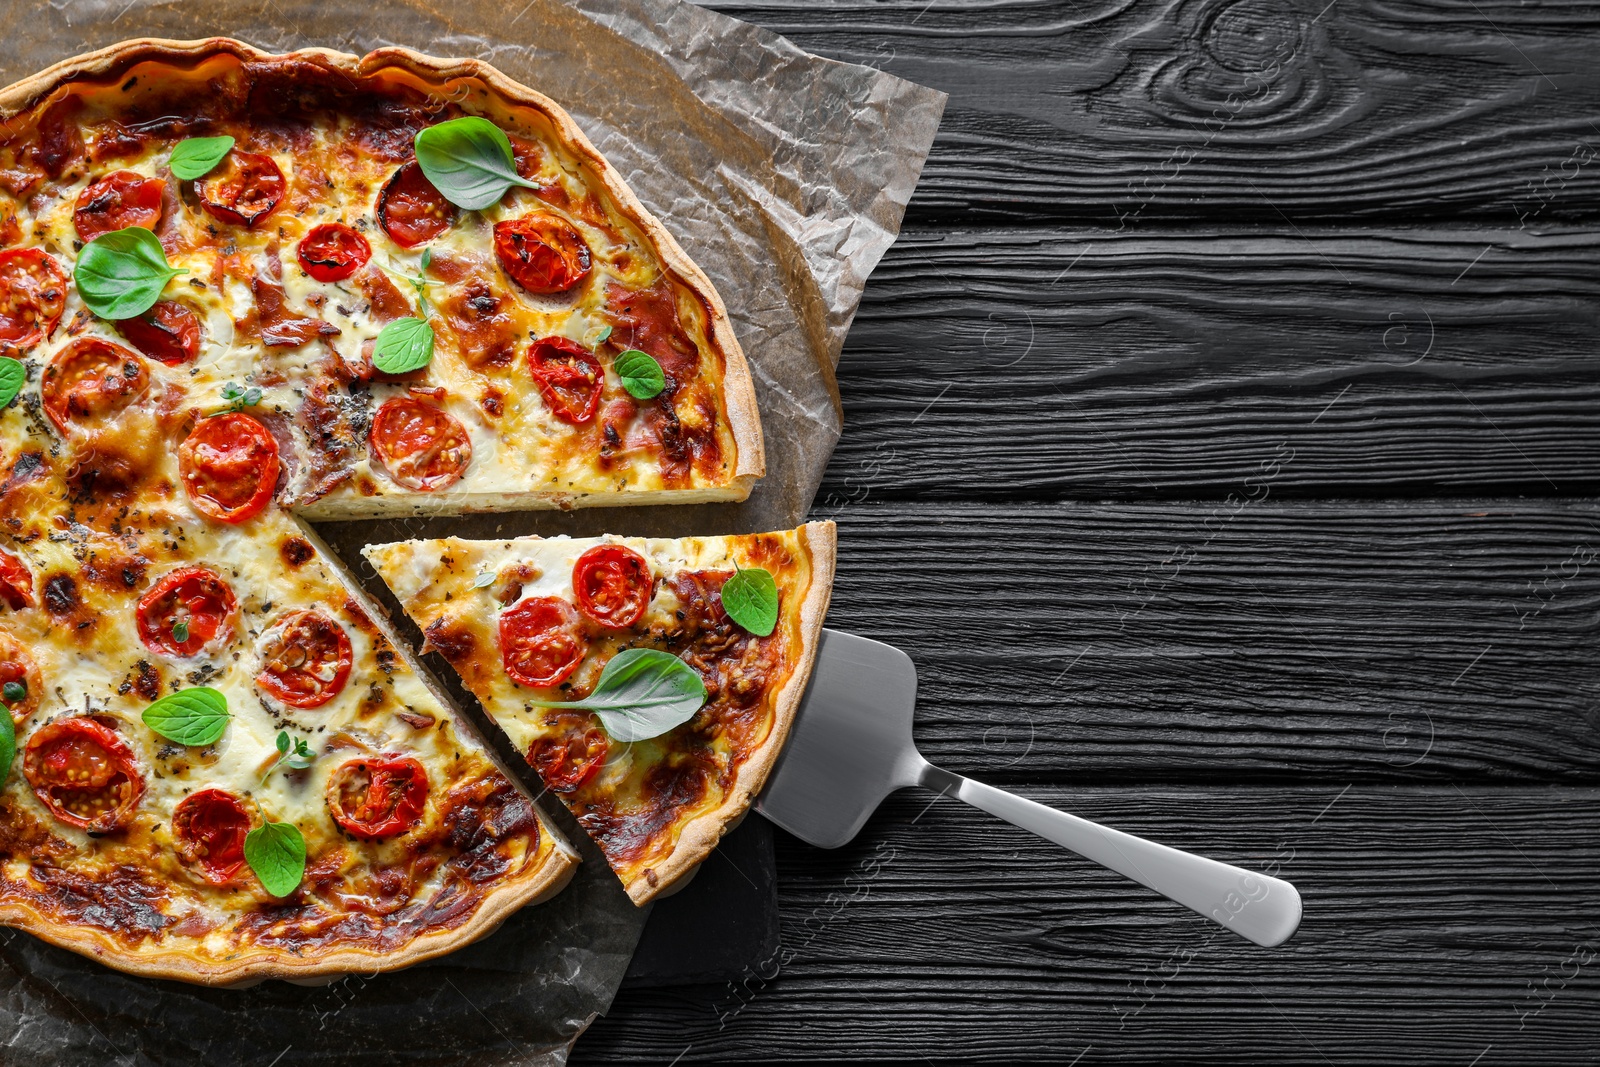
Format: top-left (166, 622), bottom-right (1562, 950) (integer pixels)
top-left (578, 785), bottom-right (1600, 1063)
top-left (714, 0), bottom-right (1600, 224)
top-left (813, 500), bottom-right (1600, 782)
top-left (822, 225), bottom-right (1600, 499)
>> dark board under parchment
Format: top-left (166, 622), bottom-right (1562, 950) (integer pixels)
top-left (0, 1), bottom-right (942, 1064)
top-left (579, 0), bottom-right (1600, 1061)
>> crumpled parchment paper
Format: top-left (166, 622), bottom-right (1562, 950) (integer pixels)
top-left (0, 0), bottom-right (944, 1063)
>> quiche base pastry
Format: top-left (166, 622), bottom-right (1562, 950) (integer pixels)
top-left (365, 522), bottom-right (835, 903)
top-left (0, 37), bottom-right (763, 518)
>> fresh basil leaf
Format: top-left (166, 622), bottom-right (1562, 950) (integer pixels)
top-left (372, 317), bottom-right (435, 374)
top-left (168, 135), bottom-right (235, 180)
top-left (74, 227), bottom-right (185, 320)
top-left (413, 116), bottom-right (538, 211)
top-left (615, 349), bottom-right (665, 400)
top-left (172, 618), bottom-right (189, 644)
top-left (285, 736), bottom-right (316, 770)
top-left (141, 686), bottom-right (229, 746)
top-left (722, 566), bottom-right (779, 637)
top-left (0, 357), bottom-right (24, 408)
top-left (0, 707), bottom-right (13, 784)
top-left (244, 821), bottom-right (306, 898)
top-left (593, 324), bottom-right (613, 345)
top-left (528, 648), bottom-right (705, 743)
top-left (2, 680), bottom-right (24, 704)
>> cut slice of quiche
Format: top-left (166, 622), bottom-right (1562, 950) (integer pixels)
top-left (365, 522), bottom-right (835, 902)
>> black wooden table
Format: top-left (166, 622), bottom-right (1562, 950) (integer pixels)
top-left (576, 0), bottom-right (1600, 1061)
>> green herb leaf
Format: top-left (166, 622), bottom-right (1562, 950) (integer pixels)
top-left (372, 317), bottom-right (435, 374)
top-left (527, 648), bottom-right (705, 743)
top-left (244, 821), bottom-right (306, 898)
top-left (0, 706), bottom-right (13, 784)
top-left (141, 686), bottom-right (229, 746)
top-left (168, 135), bottom-right (235, 180)
top-left (592, 325), bottom-right (613, 345)
top-left (413, 117), bottom-right (538, 211)
top-left (172, 618), bottom-right (190, 644)
top-left (266, 731), bottom-right (317, 779)
top-left (0, 358), bottom-right (25, 408)
top-left (474, 572), bottom-right (497, 589)
top-left (2, 680), bottom-right (24, 704)
top-left (74, 227), bottom-right (185, 320)
top-left (210, 381), bottom-right (263, 417)
top-left (285, 735), bottom-right (316, 770)
top-left (721, 566), bottom-right (779, 637)
top-left (615, 349), bottom-right (665, 400)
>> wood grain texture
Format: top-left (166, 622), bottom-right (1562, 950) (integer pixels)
top-left (568, 0), bottom-right (1600, 1061)
top-left (578, 786), bottom-right (1600, 1063)
top-left (810, 500), bottom-right (1600, 783)
top-left (712, 0), bottom-right (1600, 224)
top-left (820, 225), bottom-right (1600, 501)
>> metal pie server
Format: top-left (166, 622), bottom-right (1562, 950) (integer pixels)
top-left (755, 629), bottom-right (1302, 948)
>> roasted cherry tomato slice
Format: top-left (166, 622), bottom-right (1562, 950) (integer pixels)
top-left (0, 628), bottom-right (40, 727)
top-left (40, 337), bottom-right (148, 435)
top-left (571, 544), bottom-right (652, 629)
top-left (256, 609), bottom-right (353, 709)
top-left (378, 162), bottom-right (456, 247)
top-left (195, 149), bottom-right (285, 228)
top-left (499, 596), bottom-right (585, 689)
top-left (368, 397), bottom-right (472, 492)
top-left (528, 337), bottom-right (602, 425)
top-left (0, 548), bottom-right (32, 611)
top-left (23, 717), bottom-right (145, 833)
top-left (136, 566), bottom-right (237, 659)
top-left (326, 756), bottom-right (429, 840)
top-left (493, 213), bottom-right (591, 294)
top-left (0, 248), bottom-right (68, 354)
top-left (297, 222), bottom-right (372, 283)
top-left (527, 712), bottom-right (609, 793)
top-left (172, 788), bottom-right (251, 884)
top-left (178, 412), bottom-right (279, 523)
top-left (73, 170), bottom-right (165, 243)
top-left (116, 300), bottom-right (201, 366)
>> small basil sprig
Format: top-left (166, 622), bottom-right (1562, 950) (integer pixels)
top-left (172, 619), bottom-right (189, 644)
top-left (0, 358), bottom-right (24, 408)
top-left (263, 730), bottom-right (316, 780)
top-left (74, 227), bottom-right (186, 320)
top-left (373, 247), bottom-right (436, 374)
top-left (414, 117), bottom-right (538, 211)
top-left (207, 381), bottom-right (263, 418)
top-left (169, 135), bottom-right (235, 180)
top-left (615, 349), bottom-right (665, 400)
top-left (722, 565), bottom-right (779, 637)
top-left (141, 686), bottom-right (229, 746)
top-left (527, 648), bottom-right (705, 743)
top-left (244, 820), bottom-right (306, 898)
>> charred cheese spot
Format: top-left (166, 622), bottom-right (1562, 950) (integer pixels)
top-left (423, 615), bottom-right (475, 663)
top-left (41, 572), bottom-right (79, 616)
top-left (279, 536), bottom-right (315, 567)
